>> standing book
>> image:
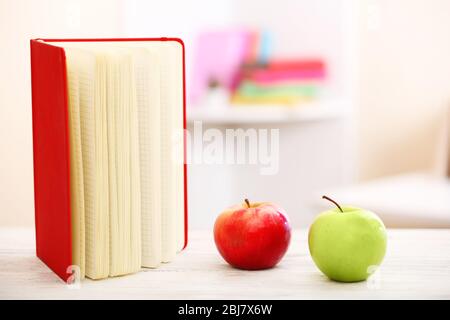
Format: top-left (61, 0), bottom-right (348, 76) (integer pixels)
top-left (30, 38), bottom-right (188, 282)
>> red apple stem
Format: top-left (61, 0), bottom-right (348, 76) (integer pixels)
top-left (244, 199), bottom-right (251, 208)
top-left (322, 195), bottom-right (343, 213)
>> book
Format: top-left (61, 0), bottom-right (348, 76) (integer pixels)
top-left (266, 59), bottom-right (325, 72)
top-left (247, 69), bottom-right (326, 83)
top-left (30, 38), bottom-right (187, 281)
top-left (236, 81), bottom-right (318, 99)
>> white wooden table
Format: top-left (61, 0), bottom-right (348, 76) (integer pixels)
top-left (1, 228), bottom-right (450, 299)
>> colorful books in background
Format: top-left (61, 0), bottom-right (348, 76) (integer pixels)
top-left (191, 29), bottom-right (328, 107)
top-left (232, 58), bottom-right (327, 106)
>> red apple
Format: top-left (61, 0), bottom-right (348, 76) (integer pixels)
top-left (214, 199), bottom-right (291, 270)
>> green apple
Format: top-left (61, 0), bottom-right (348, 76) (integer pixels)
top-left (308, 196), bottom-right (387, 282)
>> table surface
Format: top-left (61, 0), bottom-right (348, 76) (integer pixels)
top-left (1, 228), bottom-right (450, 299)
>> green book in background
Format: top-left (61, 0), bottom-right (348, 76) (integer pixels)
top-left (236, 81), bottom-right (319, 100)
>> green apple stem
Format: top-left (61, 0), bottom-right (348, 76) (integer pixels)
top-left (322, 195), bottom-right (343, 213)
top-left (244, 199), bottom-right (251, 208)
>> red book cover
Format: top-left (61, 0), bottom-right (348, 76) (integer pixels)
top-left (30, 38), bottom-right (188, 281)
top-left (30, 40), bottom-right (72, 281)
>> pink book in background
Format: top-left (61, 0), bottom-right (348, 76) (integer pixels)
top-left (248, 69), bottom-right (326, 84)
top-left (190, 30), bottom-right (253, 105)
top-left (267, 59), bottom-right (325, 72)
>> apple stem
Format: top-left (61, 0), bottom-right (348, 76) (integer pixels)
top-left (322, 195), bottom-right (343, 213)
top-left (244, 199), bottom-right (251, 208)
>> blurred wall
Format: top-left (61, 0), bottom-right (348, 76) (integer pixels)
top-left (0, 0), bottom-right (123, 226)
top-left (358, 0), bottom-right (450, 180)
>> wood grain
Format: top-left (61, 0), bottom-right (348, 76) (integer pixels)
top-left (0, 228), bottom-right (449, 299)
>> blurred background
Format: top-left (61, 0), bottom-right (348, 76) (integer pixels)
top-left (1, 0), bottom-right (449, 230)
